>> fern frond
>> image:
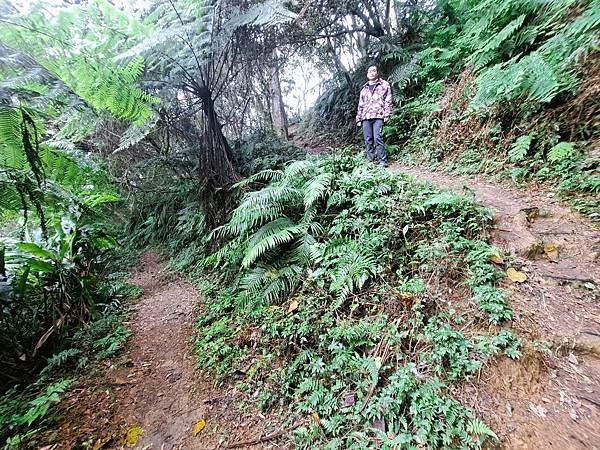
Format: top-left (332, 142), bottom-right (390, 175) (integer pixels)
top-left (232, 169), bottom-right (284, 189)
top-left (114, 114), bottom-right (158, 153)
top-left (224, 0), bottom-right (297, 31)
top-left (471, 14), bottom-right (528, 69)
top-left (284, 159), bottom-right (313, 179)
top-left (303, 172), bottom-right (333, 208)
top-left (389, 54), bottom-right (420, 89)
top-left (508, 135), bottom-right (532, 163)
top-left (241, 217), bottom-right (305, 268)
top-left (548, 142), bottom-right (576, 162)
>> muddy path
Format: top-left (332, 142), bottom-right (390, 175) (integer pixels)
top-left (391, 164), bottom-right (600, 449)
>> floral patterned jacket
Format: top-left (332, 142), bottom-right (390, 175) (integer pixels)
top-left (355, 79), bottom-right (393, 123)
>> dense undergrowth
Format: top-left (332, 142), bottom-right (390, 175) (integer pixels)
top-left (159, 150), bottom-right (521, 448)
top-left (0, 97), bottom-right (143, 449)
top-left (305, 0), bottom-right (600, 220)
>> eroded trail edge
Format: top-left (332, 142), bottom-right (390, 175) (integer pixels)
top-left (393, 164), bottom-right (600, 448)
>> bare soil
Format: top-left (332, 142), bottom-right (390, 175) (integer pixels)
top-left (40, 251), bottom-right (287, 449)
top-left (391, 164), bottom-right (600, 449)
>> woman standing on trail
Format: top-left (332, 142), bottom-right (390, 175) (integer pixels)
top-left (355, 65), bottom-right (393, 167)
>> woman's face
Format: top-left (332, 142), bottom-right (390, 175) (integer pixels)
top-left (367, 66), bottom-right (378, 80)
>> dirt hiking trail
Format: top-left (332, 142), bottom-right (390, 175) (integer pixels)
top-left (48, 252), bottom-right (284, 449)
top-left (392, 164), bottom-right (600, 449)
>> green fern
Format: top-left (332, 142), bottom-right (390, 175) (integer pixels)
top-left (303, 172), bottom-right (333, 208)
top-left (467, 417), bottom-right (499, 442)
top-left (548, 142), bottom-right (576, 162)
top-left (470, 13), bottom-right (528, 69)
top-left (508, 135), bottom-right (532, 163)
top-left (241, 218), bottom-right (306, 268)
top-left (0, 2), bottom-right (158, 124)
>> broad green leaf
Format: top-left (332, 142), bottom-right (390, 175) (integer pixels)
top-left (16, 243), bottom-right (55, 260)
top-left (26, 259), bottom-right (55, 273)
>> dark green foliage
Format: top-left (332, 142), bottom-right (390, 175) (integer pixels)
top-left (0, 78), bottom-right (130, 390)
top-left (298, 68), bottom-right (368, 145)
top-left (232, 130), bottom-right (307, 177)
top-left (375, 0), bottom-right (600, 219)
top-left (0, 379), bottom-right (72, 448)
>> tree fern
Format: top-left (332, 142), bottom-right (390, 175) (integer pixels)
top-left (224, 0), bottom-right (297, 32)
top-left (114, 114), bottom-right (159, 153)
top-left (0, 2), bottom-right (158, 124)
top-left (0, 182), bottom-right (24, 213)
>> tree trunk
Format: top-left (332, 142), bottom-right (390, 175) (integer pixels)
top-left (198, 87), bottom-right (238, 226)
top-left (269, 52), bottom-right (288, 141)
top-left (326, 38), bottom-right (352, 88)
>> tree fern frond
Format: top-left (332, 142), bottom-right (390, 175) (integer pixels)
top-left (224, 0), bottom-right (297, 32)
top-left (114, 114), bottom-right (158, 153)
top-left (0, 107), bottom-right (25, 160)
top-left (115, 23), bottom-right (197, 61)
top-left (0, 181), bottom-right (24, 213)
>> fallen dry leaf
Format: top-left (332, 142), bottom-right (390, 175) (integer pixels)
top-left (193, 419), bottom-right (206, 436)
top-left (489, 255), bottom-right (504, 264)
top-left (371, 417), bottom-right (386, 432)
top-left (544, 245), bottom-right (559, 262)
top-left (286, 300), bottom-right (299, 314)
top-left (529, 403), bottom-right (547, 418)
top-left (568, 353), bottom-right (579, 365)
top-left (507, 267), bottom-right (527, 283)
top-left (125, 426), bottom-right (144, 446)
top-left (342, 393), bottom-right (355, 408)
top-left (311, 412), bottom-right (321, 426)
